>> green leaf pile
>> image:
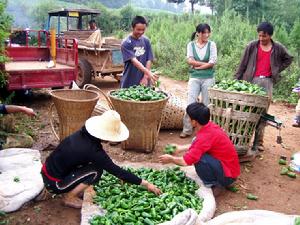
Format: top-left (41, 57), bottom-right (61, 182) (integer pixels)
top-left (111, 85), bottom-right (167, 101)
top-left (213, 80), bottom-right (267, 96)
top-left (90, 167), bottom-right (203, 225)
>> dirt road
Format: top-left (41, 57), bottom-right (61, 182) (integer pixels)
top-left (5, 76), bottom-right (300, 225)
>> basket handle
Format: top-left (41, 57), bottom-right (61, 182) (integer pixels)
top-left (49, 103), bottom-right (60, 141)
top-left (83, 84), bottom-right (114, 110)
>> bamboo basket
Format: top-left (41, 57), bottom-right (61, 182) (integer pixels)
top-left (161, 94), bottom-right (186, 130)
top-left (49, 89), bottom-right (99, 141)
top-left (109, 90), bottom-right (169, 152)
top-left (83, 84), bottom-right (114, 116)
top-left (208, 88), bottom-right (270, 155)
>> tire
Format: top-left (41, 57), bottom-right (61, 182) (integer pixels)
top-left (76, 59), bottom-right (92, 88)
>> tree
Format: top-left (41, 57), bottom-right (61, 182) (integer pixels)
top-left (31, 0), bottom-right (58, 29)
top-left (290, 19), bottom-right (300, 66)
top-left (167, 0), bottom-right (199, 13)
top-left (0, 0), bottom-right (12, 88)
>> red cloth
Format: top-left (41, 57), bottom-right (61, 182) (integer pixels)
top-left (254, 45), bottom-right (272, 77)
top-left (42, 163), bottom-right (61, 182)
top-left (183, 122), bottom-right (240, 178)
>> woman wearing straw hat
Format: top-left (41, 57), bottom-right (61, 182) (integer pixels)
top-left (40, 110), bottom-right (161, 208)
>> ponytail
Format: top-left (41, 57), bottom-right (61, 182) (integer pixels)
top-left (191, 31), bottom-right (197, 41)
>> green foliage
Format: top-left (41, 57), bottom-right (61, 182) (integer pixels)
top-left (273, 63), bottom-right (300, 103)
top-left (273, 25), bottom-right (290, 48)
top-left (0, 0), bottom-right (12, 89)
top-left (290, 19), bottom-right (300, 66)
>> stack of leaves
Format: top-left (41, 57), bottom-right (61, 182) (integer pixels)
top-left (163, 144), bottom-right (177, 154)
top-left (213, 80), bottom-right (267, 96)
top-left (90, 167), bottom-right (203, 225)
top-left (279, 157), bottom-right (297, 178)
top-left (111, 85), bottom-right (167, 101)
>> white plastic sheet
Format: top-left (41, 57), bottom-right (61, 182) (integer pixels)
top-left (0, 148), bottom-right (43, 212)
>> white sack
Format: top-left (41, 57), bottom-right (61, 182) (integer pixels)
top-left (0, 148), bottom-right (43, 212)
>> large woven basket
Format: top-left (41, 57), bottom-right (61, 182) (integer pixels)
top-left (83, 84), bottom-right (114, 116)
top-left (49, 89), bottom-right (99, 141)
top-left (109, 90), bottom-right (169, 152)
top-left (161, 94), bottom-right (186, 130)
top-left (208, 88), bottom-right (270, 155)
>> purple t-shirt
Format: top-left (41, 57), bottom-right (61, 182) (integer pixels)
top-left (120, 35), bottom-right (154, 88)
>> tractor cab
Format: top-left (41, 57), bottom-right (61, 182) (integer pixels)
top-left (46, 8), bottom-right (100, 37)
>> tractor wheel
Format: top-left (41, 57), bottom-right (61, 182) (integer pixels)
top-left (76, 59), bottom-right (92, 88)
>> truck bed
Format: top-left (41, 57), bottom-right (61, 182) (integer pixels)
top-left (5, 61), bottom-right (74, 72)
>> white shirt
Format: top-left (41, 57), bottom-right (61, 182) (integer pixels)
top-left (186, 41), bottom-right (217, 64)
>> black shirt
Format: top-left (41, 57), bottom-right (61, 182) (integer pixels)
top-left (0, 104), bottom-right (7, 114)
top-left (45, 126), bottom-right (142, 185)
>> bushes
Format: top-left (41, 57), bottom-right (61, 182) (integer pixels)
top-left (0, 1), bottom-right (12, 89)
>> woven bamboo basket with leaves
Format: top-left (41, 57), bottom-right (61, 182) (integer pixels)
top-left (208, 88), bottom-right (270, 155)
top-left (108, 90), bottom-right (169, 153)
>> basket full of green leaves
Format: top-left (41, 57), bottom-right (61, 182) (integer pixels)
top-left (109, 85), bottom-right (169, 152)
top-left (208, 80), bottom-right (270, 155)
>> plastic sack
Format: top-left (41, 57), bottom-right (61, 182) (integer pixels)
top-left (0, 148), bottom-right (43, 212)
top-left (202, 210), bottom-right (299, 225)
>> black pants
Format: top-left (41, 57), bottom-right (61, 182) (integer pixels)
top-left (41, 164), bottom-right (102, 194)
top-left (194, 154), bottom-right (235, 188)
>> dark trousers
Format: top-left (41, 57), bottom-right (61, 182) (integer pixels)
top-left (194, 154), bottom-right (235, 188)
top-left (41, 164), bottom-right (102, 194)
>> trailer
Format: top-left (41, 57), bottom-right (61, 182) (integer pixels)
top-left (4, 29), bottom-right (78, 91)
top-left (47, 8), bottom-right (124, 87)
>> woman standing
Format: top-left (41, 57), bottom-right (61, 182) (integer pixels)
top-left (180, 23), bottom-right (217, 138)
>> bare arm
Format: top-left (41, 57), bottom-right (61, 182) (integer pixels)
top-left (140, 179), bottom-right (162, 195)
top-left (145, 60), bottom-right (152, 71)
top-left (159, 154), bottom-right (188, 166)
top-left (187, 57), bottom-right (205, 67)
top-left (5, 105), bottom-right (36, 116)
top-left (131, 58), bottom-right (157, 83)
top-left (173, 144), bottom-right (190, 154)
top-left (193, 63), bottom-right (215, 70)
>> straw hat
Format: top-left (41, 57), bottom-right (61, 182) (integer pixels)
top-left (85, 110), bottom-right (129, 142)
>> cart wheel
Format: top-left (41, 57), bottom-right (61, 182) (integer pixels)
top-left (76, 59), bottom-right (92, 88)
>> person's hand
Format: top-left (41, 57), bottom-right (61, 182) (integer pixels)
top-left (21, 106), bottom-right (36, 116)
top-left (141, 180), bottom-right (162, 195)
top-left (140, 75), bottom-right (149, 86)
top-left (145, 71), bottom-right (158, 85)
top-left (159, 154), bottom-right (174, 164)
top-left (150, 73), bottom-right (159, 85)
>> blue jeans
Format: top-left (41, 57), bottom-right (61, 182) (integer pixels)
top-left (182, 77), bottom-right (215, 135)
top-left (194, 154), bottom-right (235, 188)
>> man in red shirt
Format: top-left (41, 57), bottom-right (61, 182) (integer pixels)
top-left (159, 102), bottom-right (240, 189)
top-left (235, 22), bottom-right (293, 151)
